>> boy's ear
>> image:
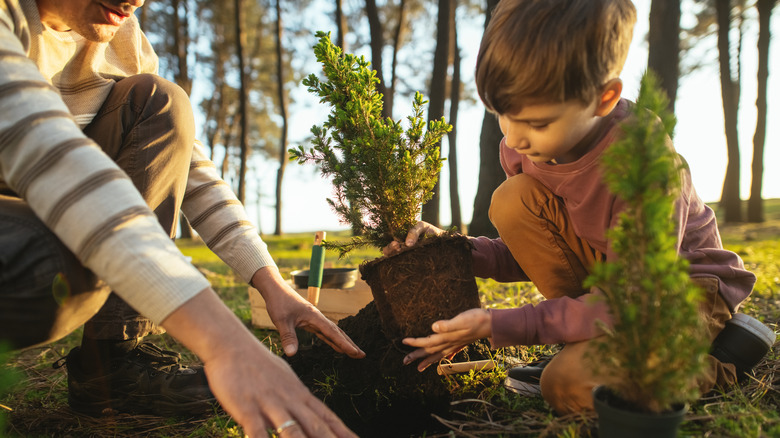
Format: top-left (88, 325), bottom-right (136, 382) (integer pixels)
top-left (595, 78), bottom-right (623, 116)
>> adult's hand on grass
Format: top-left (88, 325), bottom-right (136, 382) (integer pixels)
top-left (252, 266), bottom-right (365, 359)
top-left (401, 308), bottom-right (492, 372)
top-left (162, 288), bottom-right (358, 438)
top-left (382, 221), bottom-right (445, 256)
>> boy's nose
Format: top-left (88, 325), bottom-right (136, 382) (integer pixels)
top-left (504, 129), bottom-right (528, 151)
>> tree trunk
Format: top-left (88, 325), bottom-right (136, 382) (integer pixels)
top-left (421, 0), bottom-right (451, 227)
top-left (469, 113), bottom-right (503, 237)
top-left (205, 80), bottom-right (228, 162)
top-left (172, 0), bottom-right (192, 95)
top-left (221, 112), bottom-right (238, 181)
top-left (387, 0), bottom-right (408, 118)
top-left (447, 0), bottom-right (462, 232)
top-left (364, 0), bottom-right (390, 118)
top-left (234, 0), bottom-right (250, 205)
top-left (334, 0), bottom-right (348, 52)
top-left (716, 0), bottom-right (742, 223)
top-left (468, 0), bottom-right (502, 238)
top-left (138, 0), bottom-right (150, 31)
top-left (274, 0), bottom-right (288, 236)
top-left (170, 0), bottom-right (193, 239)
top-left (647, 0), bottom-right (680, 113)
top-left (748, 0), bottom-right (773, 223)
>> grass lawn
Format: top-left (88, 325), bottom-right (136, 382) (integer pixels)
top-left (1, 200), bottom-right (778, 437)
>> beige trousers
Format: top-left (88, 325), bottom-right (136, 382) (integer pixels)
top-left (0, 74), bottom-right (194, 348)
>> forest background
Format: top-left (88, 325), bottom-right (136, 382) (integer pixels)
top-left (138, 0), bottom-right (779, 235)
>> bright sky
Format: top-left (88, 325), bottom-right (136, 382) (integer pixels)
top-left (232, 0), bottom-right (780, 235)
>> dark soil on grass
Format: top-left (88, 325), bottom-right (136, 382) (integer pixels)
top-left (288, 235), bottom-right (506, 438)
top-left (287, 235), bottom-right (501, 437)
top-left (286, 301), bottom-right (504, 438)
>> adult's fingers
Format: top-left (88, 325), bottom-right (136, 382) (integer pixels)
top-left (293, 395), bottom-right (356, 438)
top-left (306, 317), bottom-right (365, 358)
top-left (206, 352), bottom-right (357, 438)
top-left (276, 319), bottom-right (300, 357)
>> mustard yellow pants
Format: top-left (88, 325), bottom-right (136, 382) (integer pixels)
top-left (488, 173), bottom-right (738, 414)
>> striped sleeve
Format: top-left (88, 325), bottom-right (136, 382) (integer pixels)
top-left (181, 140), bottom-right (277, 282)
top-left (0, 5), bottom-right (209, 323)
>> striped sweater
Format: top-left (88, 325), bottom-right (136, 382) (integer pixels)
top-left (0, 0), bottom-right (276, 323)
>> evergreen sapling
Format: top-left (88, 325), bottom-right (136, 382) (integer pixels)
top-left (585, 72), bottom-right (710, 414)
top-left (290, 31), bottom-right (451, 256)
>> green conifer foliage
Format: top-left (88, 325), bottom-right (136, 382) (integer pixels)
top-left (585, 72), bottom-right (709, 413)
top-left (290, 32), bottom-right (451, 256)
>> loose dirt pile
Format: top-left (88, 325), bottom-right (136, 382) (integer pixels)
top-left (286, 301), bottom-right (503, 437)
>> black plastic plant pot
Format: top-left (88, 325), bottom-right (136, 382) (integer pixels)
top-left (593, 385), bottom-right (687, 438)
top-left (290, 268), bottom-right (358, 289)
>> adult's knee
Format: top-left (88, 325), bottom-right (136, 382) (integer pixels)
top-left (540, 356), bottom-right (590, 414)
top-left (114, 74), bottom-right (193, 124)
top-left (104, 74), bottom-right (195, 155)
top-left (86, 74), bottom-right (195, 209)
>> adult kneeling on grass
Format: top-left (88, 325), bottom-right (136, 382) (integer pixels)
top-left (0, 0), bottom-right (364, 436)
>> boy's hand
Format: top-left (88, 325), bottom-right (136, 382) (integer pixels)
top-left (382, 221), bottom-right (445, 256)
top-left (252, 266), bottom-right (365, 359)
top-left (401, 308), bottom-right (492, 372)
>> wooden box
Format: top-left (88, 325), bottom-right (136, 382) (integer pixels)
top-left (248, 279), bottom-right (373, 329)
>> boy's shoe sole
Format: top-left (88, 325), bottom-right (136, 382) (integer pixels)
top-left (503, 358), bottom-right (551, 396)
top-left (710, 313), bottom-right (776, 378)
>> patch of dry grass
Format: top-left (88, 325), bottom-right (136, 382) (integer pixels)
top-left (1, 204), bottom-right (779, 437)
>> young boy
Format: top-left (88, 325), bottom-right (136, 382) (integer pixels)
top-left (391, 0), bottom-right (763, 414)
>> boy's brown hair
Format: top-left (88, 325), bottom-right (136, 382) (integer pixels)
top-left (476, 0), bottom-right (636, 114)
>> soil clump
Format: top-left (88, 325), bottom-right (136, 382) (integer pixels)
top-left (361, 234), bottom-right (482, 340)
top-left (288, 234), bottom-right (501, 436)
top-left (287, 301), bottom-right (500, 437)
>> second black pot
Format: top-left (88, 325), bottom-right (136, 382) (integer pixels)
top-left (593, 385), bottom-right (687, 438)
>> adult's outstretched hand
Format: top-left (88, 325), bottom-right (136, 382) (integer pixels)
top-left (252, 266), bottom-right (365, 359)
top-left (162, 287), bottom-right (358, 438)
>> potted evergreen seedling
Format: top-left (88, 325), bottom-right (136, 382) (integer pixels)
top-left (584, 71), bottom-right (710, 437)
top-left (290, 31), bottom-right (481, 341)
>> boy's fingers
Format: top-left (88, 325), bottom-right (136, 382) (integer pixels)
top-left (406, 221), bottom-right (429, 245)
top-left (405, 231), bottom-right (420, 246)
top-left (382, 240), bottom-right (401, 256)
top-left (417, 358), bottom-right (438, 372)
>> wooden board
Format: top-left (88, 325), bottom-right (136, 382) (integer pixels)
top-left (248, 279), bottom-right (373, 329)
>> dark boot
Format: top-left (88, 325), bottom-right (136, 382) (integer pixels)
top-left (56, 341), bottom-right (216, 417)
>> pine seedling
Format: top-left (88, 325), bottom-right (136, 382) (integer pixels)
top-left (290, 31), bottom-right (451, 256)
top-left (584, 71), bottom-right (709, 413)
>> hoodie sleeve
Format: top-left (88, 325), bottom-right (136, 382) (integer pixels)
top-left (489, 289), bottom-right (611, 346)
top-left (469, 236), bottom-right (529, 282)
